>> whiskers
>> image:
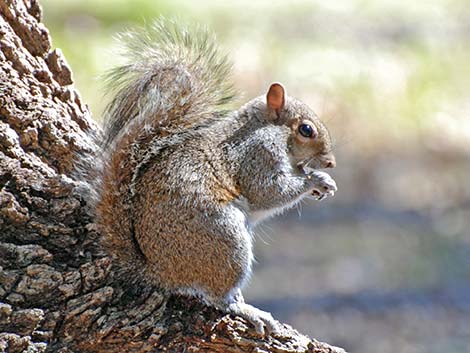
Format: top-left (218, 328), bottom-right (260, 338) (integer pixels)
top-left (298, 157), bottom-right (315, 174)
top-left (299, 157), bottom-right (317, 174)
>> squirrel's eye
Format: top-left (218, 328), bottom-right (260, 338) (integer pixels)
top-left (298, 124), bottom-right (314, 138)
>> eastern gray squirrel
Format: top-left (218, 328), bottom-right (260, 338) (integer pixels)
top-left (91, 20), bottom-right (337, 335)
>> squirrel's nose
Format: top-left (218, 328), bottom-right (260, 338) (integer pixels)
top-left (323, 155), bottom-right (336, 169)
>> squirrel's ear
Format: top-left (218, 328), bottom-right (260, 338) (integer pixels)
top-left (266, 83), bottom-right (285, 118)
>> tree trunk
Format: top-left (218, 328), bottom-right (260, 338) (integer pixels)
top-left (0, 1), bottom-right (346, 352)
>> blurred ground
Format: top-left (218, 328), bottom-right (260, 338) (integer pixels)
top-left (41, 1), bottom-right (470, 352)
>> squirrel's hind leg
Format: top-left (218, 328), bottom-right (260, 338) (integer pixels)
top-left (225, 288), bottom-right (281, 336)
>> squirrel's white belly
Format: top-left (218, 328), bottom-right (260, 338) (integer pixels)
top-left (235, 194), bottom-right (306, 226)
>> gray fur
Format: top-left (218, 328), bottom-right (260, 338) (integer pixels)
top-left (89, 19), bottom-right (337, 335)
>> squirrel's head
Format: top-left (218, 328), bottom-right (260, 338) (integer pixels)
top-left (264, 83), bottom-right (336, 174)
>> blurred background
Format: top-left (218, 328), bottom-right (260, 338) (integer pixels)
top-left (41, 1), bottom-right (470, 352)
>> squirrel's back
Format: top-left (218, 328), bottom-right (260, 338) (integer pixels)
top-left (95, 20), bottom-right (235, 278)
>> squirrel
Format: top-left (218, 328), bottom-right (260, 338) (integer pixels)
top-left (90, 20), bottom-right (337, 335)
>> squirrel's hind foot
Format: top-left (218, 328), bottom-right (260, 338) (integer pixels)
top-left (228, 301), bottom-right (281, 336)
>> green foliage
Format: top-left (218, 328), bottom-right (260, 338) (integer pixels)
top-left (42, 0), bottom-right (470, 151)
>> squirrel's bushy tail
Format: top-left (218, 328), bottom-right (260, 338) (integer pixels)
top-left (94, 20), bottom-right (235, 279)
top-left (102, 19), bottom-right (235, 148)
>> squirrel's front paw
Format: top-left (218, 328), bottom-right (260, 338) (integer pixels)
top-left (307, 171), bottom-right (338, 200)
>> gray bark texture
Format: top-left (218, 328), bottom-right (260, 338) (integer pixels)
top-left (0, 1), bottom-right (347, 352)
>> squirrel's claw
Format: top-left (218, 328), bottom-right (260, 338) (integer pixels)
top-left (228, 302), bottom-right (281, 336)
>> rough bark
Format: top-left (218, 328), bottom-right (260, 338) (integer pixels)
top-left (0, 1), bottom-right (346, 352)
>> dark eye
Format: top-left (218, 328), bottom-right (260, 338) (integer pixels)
top-left (298, 123), bottom-right (314, 138)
